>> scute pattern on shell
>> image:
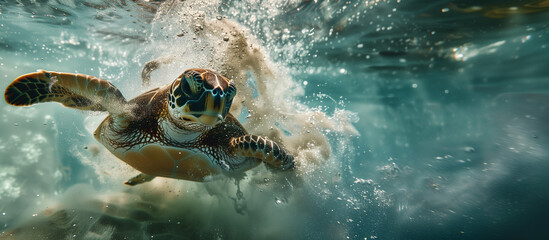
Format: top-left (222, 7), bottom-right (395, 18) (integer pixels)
top-left (99, 88), bottom-right (193, 151)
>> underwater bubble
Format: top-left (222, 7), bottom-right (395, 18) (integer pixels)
top-left (464, 146), bottom-right (476, 152)
top-left (354, 178), bottom-right (373, 185)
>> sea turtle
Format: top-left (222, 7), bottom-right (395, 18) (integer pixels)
top-left (4, 69), bottom-right (294, 185)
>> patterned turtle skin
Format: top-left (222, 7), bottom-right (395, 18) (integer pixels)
top-left (4, 69), bottom-right (294, 185)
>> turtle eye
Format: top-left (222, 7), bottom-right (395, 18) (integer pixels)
top-left (181, 71), bottom-right (204, 99)
top-left (225, 84), bottom-right (236, 101)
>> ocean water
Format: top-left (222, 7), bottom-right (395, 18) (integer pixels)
top-left (1, 0), bottom-right (549, 239)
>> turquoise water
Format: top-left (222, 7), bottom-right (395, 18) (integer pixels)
top-left (1, 0), bottom-right (549, 239)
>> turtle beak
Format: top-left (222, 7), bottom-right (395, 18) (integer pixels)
top-left (196, 113), bottom-right (224, 126)
top-left (184, 88), bottom-right (228, 126)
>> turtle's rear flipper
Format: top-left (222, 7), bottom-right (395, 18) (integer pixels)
top-left (5, 70), bottom-right (126, 114)
top-left (124, 173), bottom-right (156, 186)
top-left (141, 57), bottom-right (174, 87)
top-left (230, 135), bottom-right (295, 170)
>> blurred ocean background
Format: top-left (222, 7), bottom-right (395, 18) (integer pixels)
top-left (1, 0), bottom-right (549, 239)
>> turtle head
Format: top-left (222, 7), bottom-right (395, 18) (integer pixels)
top-left (167, 69), bottom-right (236, 128)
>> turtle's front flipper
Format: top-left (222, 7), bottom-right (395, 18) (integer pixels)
top-left (5, 70), bottom-right (126, 114)
top-left (230, 135), bottom-right (295, 170)
top-left (124, 173), bottom-right (156, 186)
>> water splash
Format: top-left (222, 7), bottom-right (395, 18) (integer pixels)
top-left (2, 0), bottom-right (361, 238)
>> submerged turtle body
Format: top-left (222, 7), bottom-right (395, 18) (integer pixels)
top-left (4, 69), bottom-right (294, 185)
